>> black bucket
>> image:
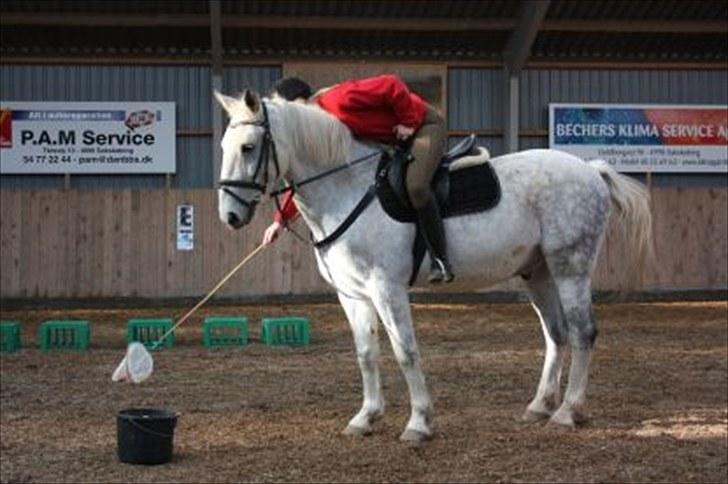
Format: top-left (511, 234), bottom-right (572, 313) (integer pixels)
top-left (117, 408), bottom-right (177, 465)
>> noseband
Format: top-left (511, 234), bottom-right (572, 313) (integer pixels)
top-left (217, 102), bottom-right (280, 211)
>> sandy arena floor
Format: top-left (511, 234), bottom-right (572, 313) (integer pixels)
top-left (1, 301), bottom-right (726, 483)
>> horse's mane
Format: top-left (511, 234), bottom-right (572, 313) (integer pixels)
top-left (269, 98), bottom-right (353, 168)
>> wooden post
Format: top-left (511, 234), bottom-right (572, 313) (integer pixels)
top-left (503, 71), bottom-right (519, 154)
top-left (210, 0), bottom-right (223, 186)
top-left (501, 0), bottom-right (550, 155)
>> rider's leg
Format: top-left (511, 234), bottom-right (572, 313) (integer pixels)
top-left (406, 105), bottom-right (453, 283)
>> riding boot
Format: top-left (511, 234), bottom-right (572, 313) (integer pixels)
top-left (416, 197), bottom-right (454, 284)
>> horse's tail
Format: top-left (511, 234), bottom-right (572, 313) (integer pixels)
top-left (589, 160), bottom-right (655, 288)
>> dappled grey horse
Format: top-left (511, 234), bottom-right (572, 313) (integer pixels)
top-left (214, 90), bottom-right (653, 442)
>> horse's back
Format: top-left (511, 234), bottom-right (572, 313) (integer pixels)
top-left (488, 148), bottom-right (608, 199)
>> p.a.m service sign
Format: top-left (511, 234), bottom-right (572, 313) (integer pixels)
top-left (0, 101), bottom-right (175, 174)
top-left (549, 104), bottom-right (727, 173)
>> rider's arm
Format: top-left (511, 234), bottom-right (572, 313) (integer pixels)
top-left (263, 191), bottom-right (299, 245)
top-left (274, 190), bottom-right (299, 224)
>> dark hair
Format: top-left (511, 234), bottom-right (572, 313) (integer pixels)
top-left (272, 77), bottom-right (313, 101)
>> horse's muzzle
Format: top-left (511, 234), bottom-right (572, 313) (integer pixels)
top-left (225, 204), bottom-right (257, 229)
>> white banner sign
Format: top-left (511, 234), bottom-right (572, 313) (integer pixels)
top-left (0, 101), bottom-right (176, 174)
top-left (549, 103), bottom-right (728, 173)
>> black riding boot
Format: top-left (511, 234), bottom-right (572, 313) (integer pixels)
top-left (416, 197), bottom-right (454, 283)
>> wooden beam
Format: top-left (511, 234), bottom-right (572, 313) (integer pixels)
top-left (209, 1), bottom-right (223, 75)
top-left (0, 13), bottom-right (515, 31)
top-left (224, 16), bottom-right (515, 31)
top-left (0, 13), bottom-right (209, 28)
top-left (1, 13), bottom-right (725, 34)
top-left (209, 1), bottom-right (223, 188)
top-left (503, 0), bottom-right (551, 75)
top-left (542, 19), bottom-right (728, 34)
top-left (2, 55), bottom-right (725, 71)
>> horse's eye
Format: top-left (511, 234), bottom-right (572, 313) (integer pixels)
top-left (241, 144), bottom-right (255, 153)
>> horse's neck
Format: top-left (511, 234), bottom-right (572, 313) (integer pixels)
top-left (285, 139), bottom-right (379, 242)
top-left (267, 101), bottom-right (382, 240)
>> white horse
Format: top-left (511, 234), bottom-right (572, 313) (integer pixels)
top-left (214, 90), bottom-right (653, 442)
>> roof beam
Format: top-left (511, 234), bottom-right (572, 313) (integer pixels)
top-left (0, 13), bottom-right (725, 34)
top-left (503, 0), bottom-right (551, 75)
top-left (0, 13), bottom-right (515, 31)
top-left (542, 18), bottom-right (728, 34)
top-left (0, 13), bottom-right (210, 28)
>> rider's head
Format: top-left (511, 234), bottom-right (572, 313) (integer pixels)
top-left (271, 77), bottom-right (313, 104)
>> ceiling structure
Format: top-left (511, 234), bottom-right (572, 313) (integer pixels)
top-left (1, 0), bottom-right (726, 65)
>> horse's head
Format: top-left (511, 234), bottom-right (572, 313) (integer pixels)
top-left (214, 89), bottom-right (278, 229)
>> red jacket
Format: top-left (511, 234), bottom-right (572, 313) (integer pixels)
top-left (317, 74), bottom-right (427, 144)
top-left (274, 75), bottom-right (427, 224)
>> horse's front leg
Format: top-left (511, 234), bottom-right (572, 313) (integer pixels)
top-left (338, 294), bottom-right (385, 436)
top-left (371, 284), bottom-right (433, 442)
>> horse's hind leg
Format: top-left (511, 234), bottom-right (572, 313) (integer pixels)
top-left (371, 284), bottom-right (433, 442)
top-left (548, 271), bottom-right (597, 427)
top-left (523, 263), bottom-right (567, 422)
top-left (338, 294), bottom-right (385, 436)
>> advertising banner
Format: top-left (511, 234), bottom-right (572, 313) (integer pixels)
top-left (549, 104), bottom-right (727, 173)
top-left (0, 101), bottom-right (176, 174)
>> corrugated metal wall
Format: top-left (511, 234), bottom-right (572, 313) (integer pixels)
top-left (519, 69), bottom-right (728, 132)
top-left (448, 68), bottom-right (727, 186)
top-left (0, 64), bottom-right (281, 190)
top-left (2, 65), bottom-right (725, 189)
top-left (449, 68), bottom-right (728, 151)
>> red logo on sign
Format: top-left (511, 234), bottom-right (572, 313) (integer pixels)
top-left (125, 110), bottom-right (156, 130)
top-left (0, 109), bottom-right (11, 148)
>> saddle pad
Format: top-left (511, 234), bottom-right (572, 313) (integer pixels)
top-left (442, 161), bottom-right (501, 218)
top-left (376, 159), bottom-right (501, 223)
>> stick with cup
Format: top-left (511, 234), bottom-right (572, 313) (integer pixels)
top-left (112, 243), bottom-right (267, 384)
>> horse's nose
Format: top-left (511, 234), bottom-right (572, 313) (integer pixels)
top-left (226, 212), bottom-right (240, 226)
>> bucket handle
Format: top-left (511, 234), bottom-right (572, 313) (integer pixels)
top-left (122, 416), bottom-right (177, 439)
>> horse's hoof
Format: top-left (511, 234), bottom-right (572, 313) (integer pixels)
top-left (549, 408), bottom-right (588, 428)
top-left (399, 429), bottom-right (432, 443)
top-left (521, 409), bottom-right (551, 423)
top-left (342, 425), bottom-right (371, 437)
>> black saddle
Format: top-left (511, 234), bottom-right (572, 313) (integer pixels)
top-left (375, 134), bottom-right (501, 223)
top-left (374, 134), bottom-right (501, 285)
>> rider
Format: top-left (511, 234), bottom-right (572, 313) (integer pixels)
top-left (264, 75), bottom-right (454, 283)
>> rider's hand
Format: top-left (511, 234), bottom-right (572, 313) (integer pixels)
top-left (262, 221), bottom-right (284, 245)
top-left (393, 124), bottom-right (415, 141)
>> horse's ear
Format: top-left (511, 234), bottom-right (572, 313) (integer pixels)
top-left (213, 91), bottom-right (239, 114)
top-left (244, 90), bottom-right (261, 113)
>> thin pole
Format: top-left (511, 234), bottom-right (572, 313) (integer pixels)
top-left (151, 242), bottom-right (267, 348)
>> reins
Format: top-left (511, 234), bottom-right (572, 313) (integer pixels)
top-left (218, 100), bottom-right (384, 249)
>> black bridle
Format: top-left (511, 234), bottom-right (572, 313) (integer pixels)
top-left (217, 100), bottom-right (383, 248)
top-left (217, 102), bottom-right (280, 213)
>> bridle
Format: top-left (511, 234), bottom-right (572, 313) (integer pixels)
top-left (217, 101), bottom-right (280, 214)
top-left (217, 99), bottom-right (383, 248)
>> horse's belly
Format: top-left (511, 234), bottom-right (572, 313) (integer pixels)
top-left (412, 198), bottom-right (540, 288)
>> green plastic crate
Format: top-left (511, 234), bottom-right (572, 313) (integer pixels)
top-left (203, 317), bottom-right (249, 348)
top-left (261, 317), bottom-right (310, 346)
top-left (39, 320), bottom-right (90, 351)
top-left (1, 321), bottom-right (21, 353)
top-left (126, 318), bottom-right (174, 350)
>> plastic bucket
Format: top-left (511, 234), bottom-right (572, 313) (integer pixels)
top-left (117, 408), bottom-right (177, 465)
